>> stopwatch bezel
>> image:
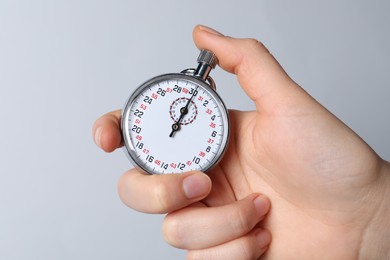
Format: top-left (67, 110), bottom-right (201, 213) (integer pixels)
top-left (121, 73), bottom-right (230, 175)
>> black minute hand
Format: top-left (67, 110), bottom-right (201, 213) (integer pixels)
top-left (169, 87), bottom-right (198, 138)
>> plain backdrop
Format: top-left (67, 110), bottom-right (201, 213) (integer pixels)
top-left (1, 1), bottom-right (389, 259)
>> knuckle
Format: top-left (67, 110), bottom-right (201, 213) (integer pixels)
top-left (162, 214), bottom-right (185, 248)
top-left (237, 236), bottom-right (258, 260)
top-left (186, 236), bottom-right (259, 260)
top-left (245, 38), bottom-right (266, 51)
top-left (117, 173), bottom-right (131, 207)
top-left (230, 205), bottom-right (255, 235)
top-left (153, 181), bottom-right (171, 213)
top-left (186, 250), bottom-right (202, 260)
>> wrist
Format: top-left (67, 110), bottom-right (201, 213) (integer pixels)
top-left (359, 160), bottom-right (390, 259)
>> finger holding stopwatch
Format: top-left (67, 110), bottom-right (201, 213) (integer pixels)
top-left (118, 169), bottom-right (212, 213)
top-left (93, 109), bottom-right (213, 213)
top-left (93, 110), bottom-right (123, 152)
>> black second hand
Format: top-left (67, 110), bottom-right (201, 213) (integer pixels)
top-left (169, 87), bottom-right (198, 138)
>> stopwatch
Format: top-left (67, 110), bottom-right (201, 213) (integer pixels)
top-left (121, 50), bottom-right (229, 174)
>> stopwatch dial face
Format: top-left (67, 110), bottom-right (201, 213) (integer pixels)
top-left (122, 75), bottom-right (229, 174)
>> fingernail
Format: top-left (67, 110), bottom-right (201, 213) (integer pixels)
top-left (198, 24), bottom-right (223, 36)
top-left (182, 173), bottom-right (211, 199)
top-left (254, 195), bottom-right (270, 217)
top-left (256, 230), bottom-right (271, 248)
top-left (94, 126), bottom-right (103, 147)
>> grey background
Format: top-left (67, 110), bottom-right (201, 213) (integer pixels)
top-left (1, 0), bottom-right (389, 259)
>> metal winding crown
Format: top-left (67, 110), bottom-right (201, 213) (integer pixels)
top-left (197, 50), bottom-right (218, 69)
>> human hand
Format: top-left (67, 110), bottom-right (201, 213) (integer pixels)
top-left (93, 110), bottom-right (272, 259)
top-left (93, 25), bottom-right (390, 259)
top-left (187, 25), bottom-right (390, 259)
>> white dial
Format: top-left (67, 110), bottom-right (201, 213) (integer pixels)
top-left (122, 74), bottom-right (229, 174)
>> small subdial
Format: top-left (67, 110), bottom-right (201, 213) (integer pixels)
top-left (169, 97), bottom-right (198, 125)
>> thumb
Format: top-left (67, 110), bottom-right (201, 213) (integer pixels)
top-left (193, 25), bottom-right (315, 115)
top-left (118, 169), bottom-right (212, 214)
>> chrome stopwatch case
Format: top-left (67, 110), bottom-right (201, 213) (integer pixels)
top-left (121, 50), bottom-right (229, 174)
